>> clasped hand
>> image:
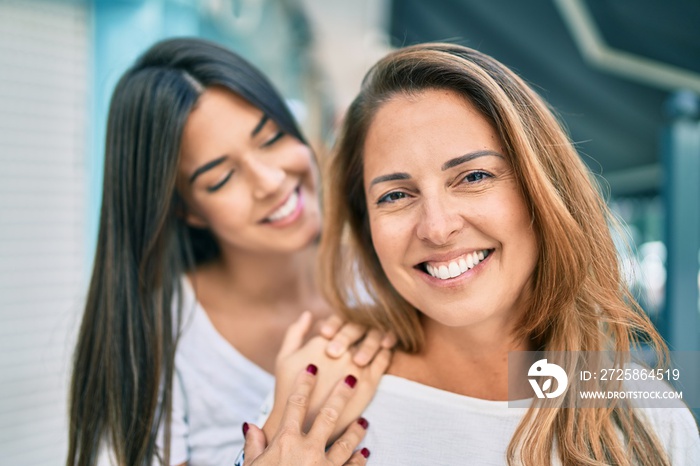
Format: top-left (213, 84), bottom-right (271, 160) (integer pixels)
top-left (242, 312), bottom-right (394, 465)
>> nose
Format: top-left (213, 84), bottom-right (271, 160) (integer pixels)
top-left (246, 157), bottom-right (286, 199)
top-left (415, 195), bottom-right (464, 246)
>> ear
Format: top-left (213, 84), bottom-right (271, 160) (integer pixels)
top-left (174, 192), bottom-right (209, 229)
top-left (183, 210), bottom-right (209, 229)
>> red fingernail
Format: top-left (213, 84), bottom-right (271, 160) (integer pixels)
top-left (306, 364), bottom-right (318, 375)
top-left (357, 417), bottom-right (369, 430)
top-left (242, 422), bottom-right (249, 436)
top-left (361, 448), bottom-right (370, 458)
top-left (344, 374), bottom-right (357, 388)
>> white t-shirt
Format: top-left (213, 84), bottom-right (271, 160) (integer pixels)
top-left (157, 278), bottom-right (275, 465)
top-left (359, 375), bottom-right (700, 466)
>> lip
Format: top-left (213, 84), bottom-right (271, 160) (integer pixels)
top-left (416, 248), bottom-right (493, 266)
top-left (260, 186), bottom-right (297, 222)
top-left (414, 248), bottom-right (494, 287)
top-left (259, 186), bottom-right (304, 227)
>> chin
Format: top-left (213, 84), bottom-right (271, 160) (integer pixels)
top-left (417, 303), bottom-right (496, 328)
top-left (288, 222), bottom-right (322, 251)
top-left (431, 315), bottom-right (487, 328)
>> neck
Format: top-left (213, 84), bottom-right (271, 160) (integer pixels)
top-left (391, 314), bottom-right (534, 400)
top-left (206, 243), bottom-right (320, 310)
top-left (423, 314), bottom-right (531, 356)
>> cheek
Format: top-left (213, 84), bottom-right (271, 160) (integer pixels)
top-left (490, 185), bottom-right (532, 235)
top-left (522, 223), bottom-right (539, 266)
top-left (369, 214), bottom-right (407, 274)
top-left (499, 195), bottom-right (539, 272)
top-left (287, 144), bottom-right (316, 178)
top-left (510, 206), bottom-right (536, 249)
top-left (198, 187), bottom-right (252, 228)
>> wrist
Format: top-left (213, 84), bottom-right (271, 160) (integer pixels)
top-left (261, 408), bottom-right (282, 441)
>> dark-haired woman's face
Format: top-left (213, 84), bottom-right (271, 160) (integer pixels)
top-left (362, 89), bottom-right (538, 331)
top-left (177, 87), bottom-right (320, 254)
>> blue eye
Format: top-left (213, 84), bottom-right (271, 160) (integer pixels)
top-left (462, 171), bottom-right (491, 183)
top-left (377, 191), bottom-right (407, 204)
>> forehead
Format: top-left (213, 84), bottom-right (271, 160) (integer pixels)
top-left (363, 89), bottom-right (504, 173)
top-left (179, 87), bottom-right (262, 168)
top-left (183, 86), bottom-right (260, 144)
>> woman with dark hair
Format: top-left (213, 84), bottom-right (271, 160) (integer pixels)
top-left (67, 37), bottom-right (392, 466)
top-left (244, 42), bottom-right (700, 465)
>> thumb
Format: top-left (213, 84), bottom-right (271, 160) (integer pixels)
top-left (276, 311), bottom-right (313, 362)
top-left (242, 423), bottom-right (266, 465)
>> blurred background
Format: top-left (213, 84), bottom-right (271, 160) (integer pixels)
top-left (0, 0), bottom-right (698, 463)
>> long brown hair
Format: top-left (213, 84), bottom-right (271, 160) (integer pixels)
top-left (320, 42), bottom-right (670, 465)
top-left (67, 38), bottom-right (307, 466)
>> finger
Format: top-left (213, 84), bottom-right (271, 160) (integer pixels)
top-left (308, 374), bottom-right (357, 441)
top-left (279, 364), bottom-right (318, 432)
top-left (326, 323), bottom-right (366, 358)
top-left (319, 314), bottom-right (344, 339)
top-left (343, 448), bottom-right (370, 466)
top-left (380, 331), bottom-right (397, 349)
top-left (242, 423), bottom-right (266, 464)
top-left (277, 311), bottom-right (313, 362)
top-left (351, 328), bottom-right (383, 366)
top-left (368, 348), bottom-right (392, 379)
top-left (326, 418), bottom-right (369, 465)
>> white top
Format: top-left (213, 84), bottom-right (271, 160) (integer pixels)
top-left (359, 375), bottom-right (700, 466)
top-left (157, 278), bottom-right (275, 465)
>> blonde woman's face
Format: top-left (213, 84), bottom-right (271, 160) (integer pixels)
top-left (177, 87), bottom-right (321, 254)
top-left (363, 89), bottom-right (538, 331)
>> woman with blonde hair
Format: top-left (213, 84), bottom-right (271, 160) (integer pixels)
top-left (296, 42), bottom-right (698, 465)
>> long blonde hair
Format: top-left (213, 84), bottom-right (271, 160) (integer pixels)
top-left (320, 42), bottom-right (670, 465)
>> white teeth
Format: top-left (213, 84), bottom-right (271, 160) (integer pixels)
top-left (458, 258), bottom-right (468, 273)
top-left (425, 250), bottom-right (491, 280)
top-left (266, 190), bottom-right (298, 222)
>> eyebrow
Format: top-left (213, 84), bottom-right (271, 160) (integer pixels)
top-left (251, 114), bottom-right (269, 137)
top-left (368, 150), bottom-right (505, 188)
top-left (189, 155), bottom-right (228, 184)
top-left (369, 172), bottom-right (411, 188)
top-left (441, 150), bottom-right (504, 170)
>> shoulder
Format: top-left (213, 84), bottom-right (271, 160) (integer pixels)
top-left (619, 363), bottom-right (700, 463)
top-left (96, 440), bottom-right (117, 466)
top-left (170, 275), bottom-right (206, 343)
top-left (637, 406), bottom-right (700, 465)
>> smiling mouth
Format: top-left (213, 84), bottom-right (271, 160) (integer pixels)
top-left (417, 249), bottom-right (493, 280)
top-left (262, 187), bottom-right (300, 223)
